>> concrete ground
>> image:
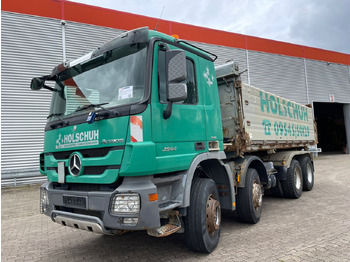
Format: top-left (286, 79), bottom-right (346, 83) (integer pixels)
top-left (2, 154), bottom-right (350, 262)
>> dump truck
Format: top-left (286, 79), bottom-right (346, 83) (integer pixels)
top-left (31, 27), bottom-right (317, 253)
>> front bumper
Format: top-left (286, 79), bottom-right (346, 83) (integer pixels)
top-left (41, 176), bottom-right (160, 232)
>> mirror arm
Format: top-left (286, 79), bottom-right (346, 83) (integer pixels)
top-left (43, 84), bottom-right (57, 92)
top-left (163, 101), bottom-right (173, 119)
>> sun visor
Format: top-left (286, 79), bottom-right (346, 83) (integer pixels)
top-left (91, 27), bottom-right (149, 58)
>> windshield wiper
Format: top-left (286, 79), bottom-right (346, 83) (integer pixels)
top-left (75, 102), bottom-right (110, 112)
top-left (75, 102), bottom-right (118, 117)
top-left (48, 113), bottom-right (69, 128)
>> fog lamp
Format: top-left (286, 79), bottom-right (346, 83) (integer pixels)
top-left (122, 217), bottom-right (139, 226)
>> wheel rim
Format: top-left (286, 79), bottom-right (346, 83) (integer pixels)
top-left (252, 180), bottom-right (262, 211)
top-left (295, 168), bottom-right (302, 190)
top-left (307, 164), bottom-right (313, 184)
top-left (206, 194), bottom-right (221, 237)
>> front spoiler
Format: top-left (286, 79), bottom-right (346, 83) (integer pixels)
top-left (52, 210), bottom-right (115, 235)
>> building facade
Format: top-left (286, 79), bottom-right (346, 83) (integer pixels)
top-left (2, 0), bottom-right (350, 181)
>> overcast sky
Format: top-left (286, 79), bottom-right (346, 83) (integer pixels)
top-left (70, 0), bottom-right (350, 54)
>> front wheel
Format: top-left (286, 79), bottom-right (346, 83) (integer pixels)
top-left (236, 168), bottom-right (263, 224)
top-left (184, 178), bottom-right (221, 253)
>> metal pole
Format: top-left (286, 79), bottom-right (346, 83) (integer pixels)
top-left (61, 20), bottom-right (66, 61)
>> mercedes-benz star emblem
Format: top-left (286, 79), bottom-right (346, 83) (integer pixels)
top-left (69, 153), bottom-right (82, 176)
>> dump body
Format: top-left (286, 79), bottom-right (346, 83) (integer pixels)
top-left (216, 62), bottom-right (317, 155)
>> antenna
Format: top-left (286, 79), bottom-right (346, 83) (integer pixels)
top-left (154, 6), bottom-right (165, 31)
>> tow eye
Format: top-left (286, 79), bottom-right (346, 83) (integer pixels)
top-left (147, 211), bottom-right (182, 237)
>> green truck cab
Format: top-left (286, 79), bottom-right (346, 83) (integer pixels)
top-left (32, 27), bottom-right (316, 253)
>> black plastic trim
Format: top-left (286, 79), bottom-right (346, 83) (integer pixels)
top-left (275, 166), bottom-right (288, 181)
top-left (47, 165), bottom-right (121, 176)
top-left (92, 27), bottom-right (149, 58)
top-left (151, 37), bottom-right (215, 62)
top-left (195, 142), bottom-right (206, 151)
top-left (176, 40), bottom-right (217, 61)
top-left (45, 146), bottom-right (125, 160)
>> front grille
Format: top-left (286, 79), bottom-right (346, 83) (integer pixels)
top-left (47, 146), bottom-right (124, 160)
top-left (47, 165), bottom-right (120, 175)
top-left (52, 182), bottom-right (120, 192)
top-left (84, 166), bottom-right (116, 175)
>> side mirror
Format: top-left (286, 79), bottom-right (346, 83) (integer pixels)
top-left (166, 50), bottom-right (187, 83)
top-left (30, 75), bottom-right (57, 92)
top-left (168, 83), bottom-right (187, 102)
top-left (163, 50), bottom-right (188, 119)
top-left (30, 77), bottom-right (45, 90)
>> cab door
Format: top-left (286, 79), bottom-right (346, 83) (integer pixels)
top-left (151, 42), bottom-right (206, 173)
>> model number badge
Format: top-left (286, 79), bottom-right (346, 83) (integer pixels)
top-left (162, 146), bottom-right (177, 152)
top-left (101, 138), bottom-right (124, 144)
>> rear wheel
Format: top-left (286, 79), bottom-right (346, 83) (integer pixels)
top-left (184, 178), bottom-right (221, 253)
top-left (236, 168), bottom-right (262, 224)
top-left (300, 157), bottom-right (314, 191)
top-left (281, 159), bottom-right (303, 199)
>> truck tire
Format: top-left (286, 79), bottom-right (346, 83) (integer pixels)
top-left (300, 157), bottom-right (314, 191)
top-left (236, 168), bottom-right (262, 224)
top-left (281, 159), bottom-right (303, 199)
top-left (184, 178), bottom-right (221, 253)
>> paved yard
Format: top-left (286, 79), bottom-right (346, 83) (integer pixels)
top-left (2, 154), bottom-right (350, 261)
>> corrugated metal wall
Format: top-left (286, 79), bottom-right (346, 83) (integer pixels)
top-left (64, 20), bottom-right (124, 61)
top-left (306, 60), bottom-right (350, 103)
top-left (1, 11), bottom-right (123, 176)
top-left (1, 12), bottom-right (62, 174)
top-left (1, 11), bottom-right (350, 180)
top-left (248, 51), bottom-right (308, 105)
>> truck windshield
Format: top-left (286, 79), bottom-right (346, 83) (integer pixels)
top-left (48, 43), bottom-right (147, 122)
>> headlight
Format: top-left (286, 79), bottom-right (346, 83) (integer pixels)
top-left (40, 187), bottom-right (50, 214)
top-left (111, 193), bottom-right (140, 214)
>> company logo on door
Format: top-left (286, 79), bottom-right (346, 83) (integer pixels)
top-left (56, 130), bottom-right (99, 149)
